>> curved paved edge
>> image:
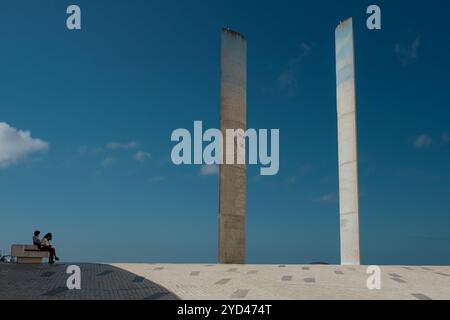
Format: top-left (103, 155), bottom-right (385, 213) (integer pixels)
top-left (0, 263), bottom-right (179, 300)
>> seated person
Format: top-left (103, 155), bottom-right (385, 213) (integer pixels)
top-left (33, 230), bottom-right (42, 249)
top-left (40, 233), bottom-right (60, 264)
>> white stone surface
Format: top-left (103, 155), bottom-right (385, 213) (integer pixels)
top-left (112, 263), bottom-right (450, 300)
top-left (335, 18), bottom-right (360, 265)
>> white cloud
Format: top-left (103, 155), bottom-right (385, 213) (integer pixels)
top-left (278, 42), bottom-right (312, 96)
top-left (0, 122), bottom-right (49, 168)
top-left (101, 157), bottom-right (118, 168)
top-left (299, 43), bottom-right (312, 57)
top-left (133, 151), bottom-right (152, 162)
top-left (317, 193), bottom-right (338, 204)
top-left (200, 164), bottom-right (219, 176)
top-left (395, 34), bottom-right (421, 66)
top-left (414, 134), bottom-right (432, 149)
top-left (106, 141), bottom-right (138, 150)
top-left (284, 164), bottom-right (313, 184)
top-left (278, 71), bottom-right (297, 94)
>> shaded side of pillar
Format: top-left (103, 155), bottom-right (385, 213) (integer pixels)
top-left (335, 18), bottom-right (361, 266)
top-left (219, 28), bottom-right (247, 264)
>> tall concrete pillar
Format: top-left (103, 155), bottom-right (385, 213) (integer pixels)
top-left (335, 18), bottom-right (361, 265)
top-left (219, 28), bottom-right (247, 264)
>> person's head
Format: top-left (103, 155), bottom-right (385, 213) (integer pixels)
top-left (44, 233), bottom-right (52, 240)
top-left (34, 230), bottom-right (41, 237)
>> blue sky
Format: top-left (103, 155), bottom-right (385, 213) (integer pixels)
top-left (1, 0), bottom-right (450, 265)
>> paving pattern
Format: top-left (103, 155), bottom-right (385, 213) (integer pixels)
top-left (2, 263), bottom-right (450, 300)
top-left (0, 263), bottom-right (179, 300)
top-left (112, 264), bottom-right (450, 300)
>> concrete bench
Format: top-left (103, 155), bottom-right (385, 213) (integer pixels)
top-left (11, 245), bottom-right (49, 264)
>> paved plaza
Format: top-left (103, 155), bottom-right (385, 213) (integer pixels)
top-left (113, 264), bottom-right (450, 300)
top-left (1, 262), bottom-right (450, 300)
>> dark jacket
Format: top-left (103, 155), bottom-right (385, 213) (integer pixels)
top-left (33, 236), bottom-right (42, 249)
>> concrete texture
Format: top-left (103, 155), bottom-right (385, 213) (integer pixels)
top-left (219, 28), bottom-right (247, 264)
top-left (114, 263), bottom-right (450, 300)
top-left (335, 18), bottom-right (361, 265)
top-left (3, 263), bottom-right (450, 300)
top-left (11, 245), bottom-right (49, 264)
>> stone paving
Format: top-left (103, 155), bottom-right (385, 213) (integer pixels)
top-left (113, 264), bottom-right (450, 300)
top-left (2, 262), bottom-right (450, 300)
top-left (0, 263), bottom-right (179, 300)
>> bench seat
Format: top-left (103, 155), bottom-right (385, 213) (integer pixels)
top-left (11, 245), bottom-right (49, 264)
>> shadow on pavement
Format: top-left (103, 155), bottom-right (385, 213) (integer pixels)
top-left (0, 263), bottom-right (179, 300)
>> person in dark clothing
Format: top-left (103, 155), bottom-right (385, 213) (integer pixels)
top-left (40, 233), bottom-right (60, 264)
top-left (32, 230), bottom-right (42, 249)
